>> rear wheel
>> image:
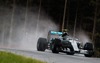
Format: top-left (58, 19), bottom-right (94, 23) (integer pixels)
top-left (84, 42), bottom-right (94, 57)
top-left (37, 38), bottom-right (47, 51)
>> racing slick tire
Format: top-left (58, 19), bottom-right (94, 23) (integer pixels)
top-left (83, 42), bottom-right (94, 57)
top-left (37, 38), bottom-right (47, 51)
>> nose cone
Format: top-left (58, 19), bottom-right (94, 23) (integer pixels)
top-left (69, 40), bottom-right (79, 51)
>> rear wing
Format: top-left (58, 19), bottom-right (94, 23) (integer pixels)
top-left (47, 31), bottom-right (63, 42)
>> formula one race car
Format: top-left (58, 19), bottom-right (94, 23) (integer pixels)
top-left (37, 30), bottom-right (94, 57)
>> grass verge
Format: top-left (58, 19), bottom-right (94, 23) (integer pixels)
top-left (0, 51), bottom-right (46, 63)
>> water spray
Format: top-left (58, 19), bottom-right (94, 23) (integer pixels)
top-left (0, 5), bottom-right (58, 51)
top-left (76, 31), bottom-right (92, 46)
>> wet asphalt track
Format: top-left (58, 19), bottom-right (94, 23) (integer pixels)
top-left (0, 48), bottom-right (100, 63)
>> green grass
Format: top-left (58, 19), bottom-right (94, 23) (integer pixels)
top-left (0, 51), bottom-right (46, 63)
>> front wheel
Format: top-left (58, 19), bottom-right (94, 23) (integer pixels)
top-left (66, 43), bottom-right (75, 55)
top-left (51, 39), bottom-right (61, 53)
top-left (51, 43), bottom-right (59, 53)
top-left (66, 47), bottom-right (75, 55)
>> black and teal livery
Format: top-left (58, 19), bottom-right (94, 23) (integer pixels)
top-left (37, 30), bottom-right (94, 57)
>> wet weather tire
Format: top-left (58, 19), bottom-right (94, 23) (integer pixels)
top-left (37, 38), bottom-right (47, 51)
top-left (66, 42), bottom-right (75, 55)
top-left (84, 53), bottom-right (93, 57)
top-left (51, 44), bottom-right (59, 53)
top-left (84, 43), bottom-right (94, 57)
top-left (51, 39), bottom-right (61, 53)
